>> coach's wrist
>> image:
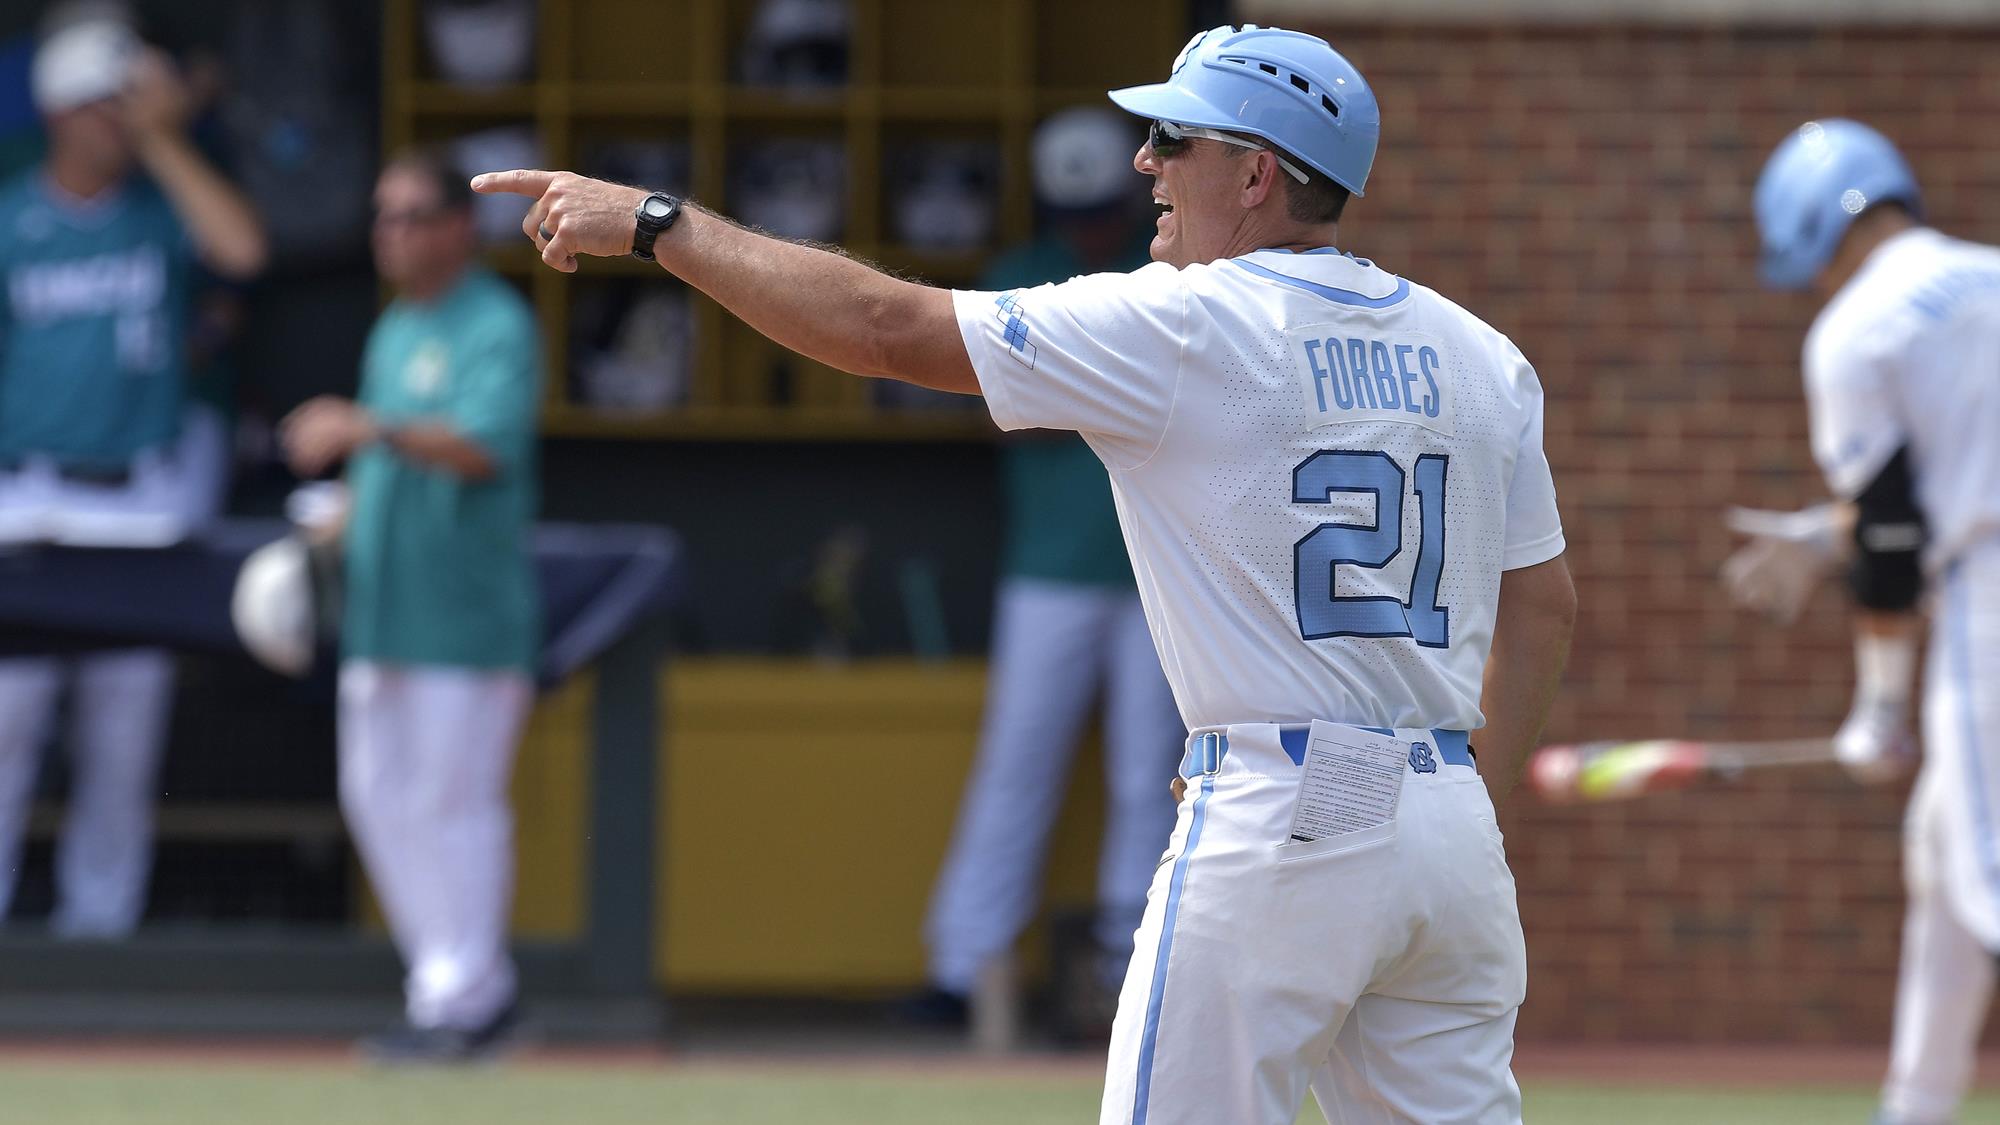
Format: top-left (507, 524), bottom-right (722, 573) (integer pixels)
top-left (360, 413), bottom-right (395, 453)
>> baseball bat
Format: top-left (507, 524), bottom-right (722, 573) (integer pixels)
top-left (1528, 738), bottom-right (1836, 804)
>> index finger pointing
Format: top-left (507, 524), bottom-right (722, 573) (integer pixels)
top-left (471, 169), bottom-right (557, 197)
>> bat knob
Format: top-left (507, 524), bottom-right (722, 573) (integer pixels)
top-left (1529, 745), bottom-right (1582, 803)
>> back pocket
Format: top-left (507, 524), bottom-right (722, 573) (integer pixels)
top-left (1275, 818), bottom-right (1399, 863)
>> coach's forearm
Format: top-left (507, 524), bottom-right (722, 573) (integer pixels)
top-left (379, 422), bottom-right (499, 481)
top-left (474, 169), bottom-right (982, 391)
top-left (1478, 555), bottom-right (1578, 804)
top-left (137, 132), bottom-right (268, 280)
top-left (652, 207), bottom-right (976, 393)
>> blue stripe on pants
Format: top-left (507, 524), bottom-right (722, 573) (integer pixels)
top-left (1947, 565), bottom-right (2000, 910)
top-left (1131, 773), bottom-right (1214, 1125)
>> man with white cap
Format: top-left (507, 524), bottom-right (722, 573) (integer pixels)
top-left (0, 17), bottom-right (264, 937)
top-left (910, 107), bottom-right (1185, 1034)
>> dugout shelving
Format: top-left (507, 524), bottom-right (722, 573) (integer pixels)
top-left (381, 0), bottom-right (1186, 441)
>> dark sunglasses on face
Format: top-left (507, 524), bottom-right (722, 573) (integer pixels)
top-left (1147, 120), bottom-right (1311, 184)
top-left (1148, 119), bottom-right (1193, 158)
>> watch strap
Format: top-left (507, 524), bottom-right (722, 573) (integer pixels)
top-left (631, 191), bottom-right (682, 262)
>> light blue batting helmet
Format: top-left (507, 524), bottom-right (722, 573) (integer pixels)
top-left (1754, 119), bottom-right (1922, 290)
top-left (1108, 24), bottom-right (1380, 197)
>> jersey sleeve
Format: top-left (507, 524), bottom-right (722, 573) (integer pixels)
top-left (447, 307), bottom-right (543, 475)
top-left (1500, 348), bottom-right (1566, 570)
top-left (952, 263), bottom-right (1186, 468)
top-left (1803, 311), bottom-right (1906, 500)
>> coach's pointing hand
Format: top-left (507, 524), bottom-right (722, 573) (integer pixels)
top-left (472, 169), bottom-right (645, 273)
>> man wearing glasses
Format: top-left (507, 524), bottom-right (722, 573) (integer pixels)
top-left (282, 150), bottom-right (542, 1063)
top-left (479, 23), bottom-right (1573, 1123)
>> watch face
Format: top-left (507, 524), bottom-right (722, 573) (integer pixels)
top-left (642, 196), bottom-right (676, 220)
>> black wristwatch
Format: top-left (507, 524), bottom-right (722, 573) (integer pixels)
top-left (631, 191), bottom-right (683, 261)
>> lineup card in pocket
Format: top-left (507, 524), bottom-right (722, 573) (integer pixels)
top-left (1286, 724), bottom-right (1406, 843)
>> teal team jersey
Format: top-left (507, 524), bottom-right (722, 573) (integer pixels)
top-left (343, 268), bottom-right (543, 672)
top-left (0, 171), bottom-right (194, 470)
top-left (981, 230), bottom-right (1155, 588)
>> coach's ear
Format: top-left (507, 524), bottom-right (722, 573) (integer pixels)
top-left (1238, 150), bottom-right (1284, 210)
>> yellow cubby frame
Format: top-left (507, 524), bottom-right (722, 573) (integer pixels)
top-left (381, 0), bottom-right (1186, 442)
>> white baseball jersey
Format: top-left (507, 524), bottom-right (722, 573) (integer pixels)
top-left (954, 247), bottom-right (1565, 733)
top-left (1808, 229), bottom-right (2000, 1125)
top-left (1804, 227), bottom-right (2000, 573)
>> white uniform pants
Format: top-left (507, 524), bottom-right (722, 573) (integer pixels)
top-left (0, 650), bottom-right (176, 936)
top-left (0, 408), bottom-right (225, 936)
top-left (0, 406), bottom-right (229, 548)
top-left (1881, 550), bottom-right (2000, 1125)
top-left (338, 661), bottom-right (531, 1030)
top-left (1102, 722), bottom-right (1526, 1125)
top-left (924, 579), bottom-right (1186, 993)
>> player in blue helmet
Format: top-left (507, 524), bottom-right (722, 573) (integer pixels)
top-left (478, 21), bottom-right (1576, 1123)
top-left (1753, 118), bottom-right (1922, 291)
top-left (1726, 120), bottom-right (2000, 1125)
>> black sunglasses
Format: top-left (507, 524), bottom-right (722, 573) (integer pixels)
top-left (1146, 119), bottom-right (1311, 183)
top-left (1148, 119), bottom-right (1193, 158)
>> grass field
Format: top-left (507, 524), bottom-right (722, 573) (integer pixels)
top-left (6, 1056), bottom-right (2000, 1125)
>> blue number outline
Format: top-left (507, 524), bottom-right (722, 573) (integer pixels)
top-left (1292, 450), bottom-right (1408, 641)
top-left (1407, 453), bottom-right (1451, 648)
top-left (1290, 449), bottom-right (1452, 647)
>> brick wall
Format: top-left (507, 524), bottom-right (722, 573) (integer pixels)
top-left (1290, 22), bottom-right (2000, 1042)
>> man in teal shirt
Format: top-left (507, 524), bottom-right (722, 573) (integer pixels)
top-left (913, 109), bottom-right (1185, 1033)
top-left (283, 150), bottom-right (540, 1062)
top-left (0, 19), bottom-right (263, 939)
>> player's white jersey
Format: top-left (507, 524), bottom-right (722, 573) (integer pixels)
top-left (954, 248), bottom-right (1564, 733)
top-left (1804, 227), bottom-right (2000, 573)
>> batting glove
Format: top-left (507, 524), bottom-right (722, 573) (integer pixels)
top-left (1721, 503), bottom-right (1849, 625)
top-left (1833, 698), bottom-right (1917, 785)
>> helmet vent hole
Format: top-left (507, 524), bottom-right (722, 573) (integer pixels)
top-left (1320, 95), bottom-right (1339, 118)
top-left (1259, 62), bottom-right (1278, 75)
top-left (1289, 73), bottom-right (1311, 94)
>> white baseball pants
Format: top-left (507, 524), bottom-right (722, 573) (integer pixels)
top-left (1101, 722), bottom-right (1525, 1125)
top-left (924, 578), bottom-right (1186, 994)
top-left (0, 406), bottom-right (229, 547)
top-left (0, 408), bottom-right (224, 936)
top-left (0, 649), bottom-right (176, 936)
top-left (1881, 546), bottom-right (2000, 1125)
top-left (338, 661), bottom-right (531, 1030)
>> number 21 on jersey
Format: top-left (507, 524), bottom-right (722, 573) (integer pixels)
top-left (1291, 450), bottom-right (1450, 648)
